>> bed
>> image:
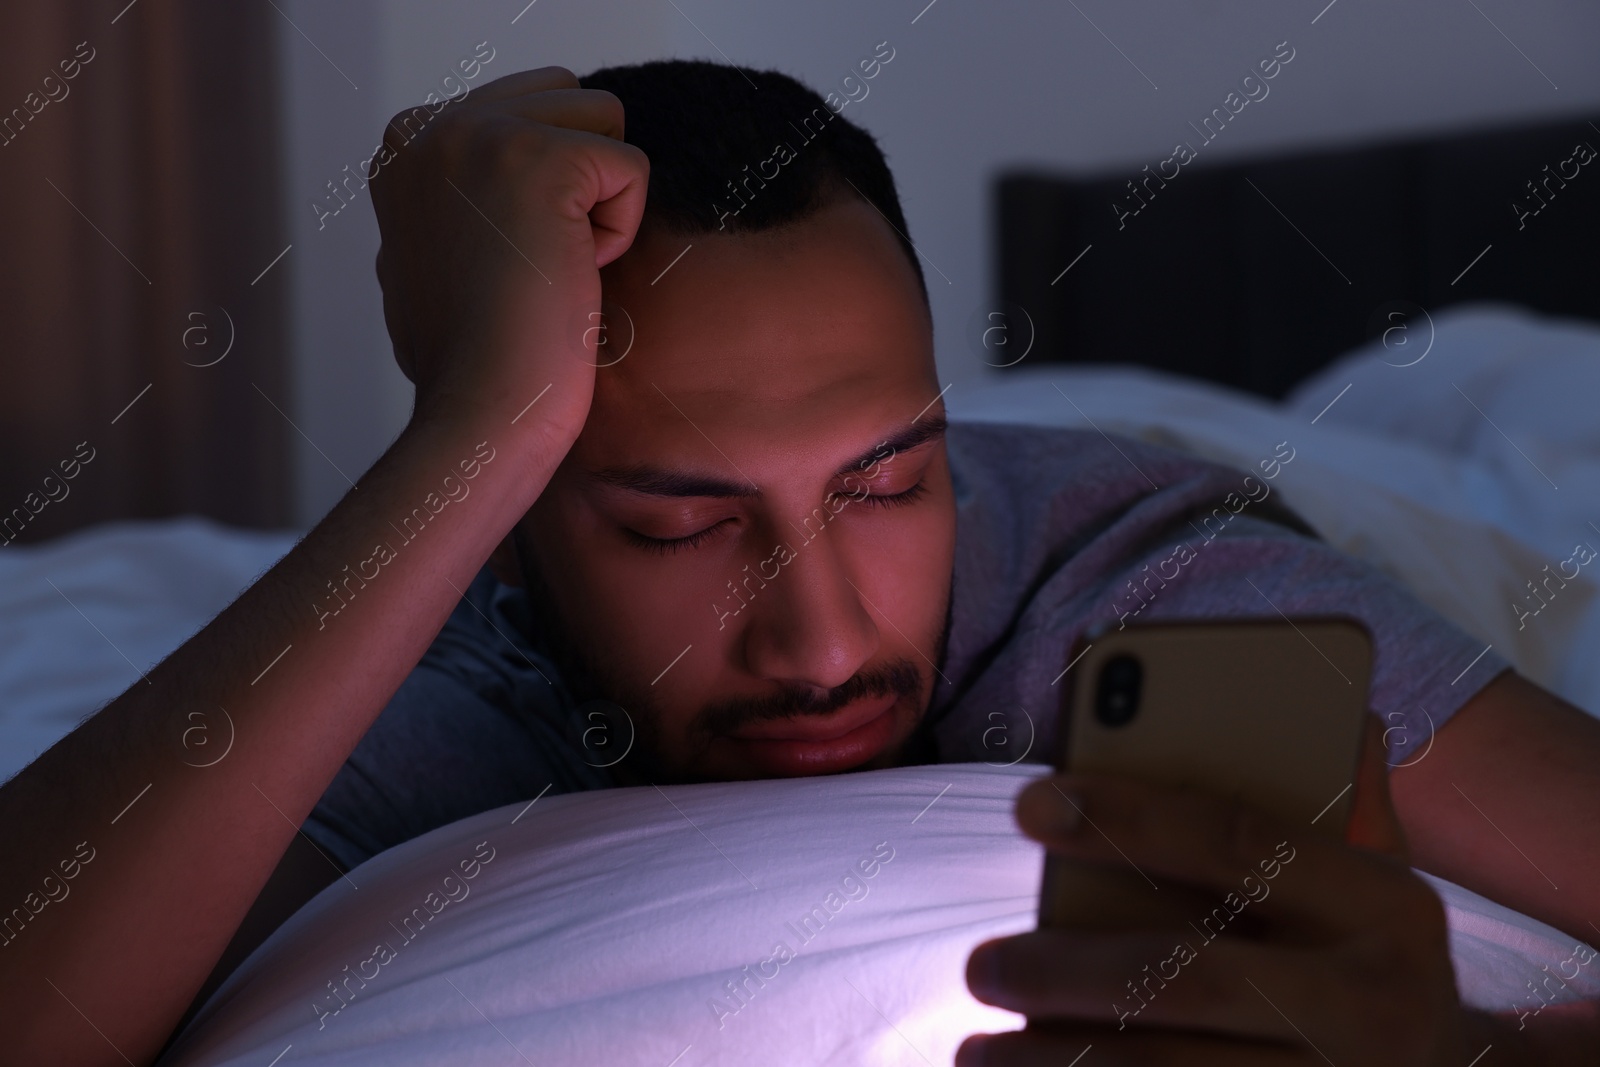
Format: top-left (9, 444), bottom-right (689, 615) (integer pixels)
top-left (8, 105), bottom-right (1600, 1061)
top-left (1, 301), bottom-right (1598, 1065)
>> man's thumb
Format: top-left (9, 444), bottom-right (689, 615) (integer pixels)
top-left (1344, 713), bottom-right (1410, 861)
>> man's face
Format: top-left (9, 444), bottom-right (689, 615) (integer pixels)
top-left (495, 196), bottom-right (955, 783)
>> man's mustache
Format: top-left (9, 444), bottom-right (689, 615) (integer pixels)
top-left (697, 659), bottom-right (923, 736)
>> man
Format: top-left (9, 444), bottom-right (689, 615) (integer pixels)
top-left (1, 59), bottom-right (1597, 1065)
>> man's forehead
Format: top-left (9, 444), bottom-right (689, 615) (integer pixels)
top-left (595, 202), bottom-right (932, 384)
top-left (597, 353), bottom-right (921, 429)
top-left (591, 291), bottom-right (930, 413)
top-left (574, 197), bottom-right (937, 470)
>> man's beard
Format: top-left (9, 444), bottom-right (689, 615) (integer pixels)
top-left (510, 527), bottom-right (955, 784)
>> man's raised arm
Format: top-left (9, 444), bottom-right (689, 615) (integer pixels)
top-left (0, 66), bottom-right (647, 1065)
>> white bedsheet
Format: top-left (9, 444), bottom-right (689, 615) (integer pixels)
top-left (0, 518), bottom-right (298, 785)
top-left (157, 764), bottom-right (1600, 1067)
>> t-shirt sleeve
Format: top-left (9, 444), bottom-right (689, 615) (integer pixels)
top-left (1099, 510), bottom-right (1513, 768)
top-left (927, 423), bottom-right (1515, 776)
top-left (300, 570), bottom-right (610, 872)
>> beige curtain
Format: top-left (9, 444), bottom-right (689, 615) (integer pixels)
top-left (0, 0), bottom-right (290, 544)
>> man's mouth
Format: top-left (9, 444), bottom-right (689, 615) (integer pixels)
top-left (721, 690), bottom-right (900, 775)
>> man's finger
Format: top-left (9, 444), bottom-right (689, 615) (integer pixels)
top-left (967, 926), bottom-right (1325, 1040)
top-left (382, 90), bottom-right (627, 163)
top-left (1344, 713), bottom-right (1410, 860)
top-left (462, 65), bottom-right (581, 104)
top-left (957, 1025), bottom-right (1297, 1067)
top-left (471, 88), bottom-right (627, 140)
top-left (380, 67), bottom-right (593, 144)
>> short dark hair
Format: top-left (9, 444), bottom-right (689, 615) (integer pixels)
top-left (578, 58), bottom-right (929, 310)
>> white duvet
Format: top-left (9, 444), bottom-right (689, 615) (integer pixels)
top-left (1, 303), bottom-right (1598, 1063)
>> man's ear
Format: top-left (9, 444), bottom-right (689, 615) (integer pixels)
top-left (486, 533), bottom-right (523, 587)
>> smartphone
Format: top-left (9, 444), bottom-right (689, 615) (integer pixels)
top-left (1037, 616), bottom-right (1373, 930)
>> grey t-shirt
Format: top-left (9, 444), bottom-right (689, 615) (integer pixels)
top-left (302, 421), bottom-right (1511, 871)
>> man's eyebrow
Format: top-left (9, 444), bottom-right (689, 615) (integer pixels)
top-left (590, 410), bottom-right (950, 500)
top-left (834, 410), bottom-right (948, 479)
top-left (589, 465), bottom-right (760, 499)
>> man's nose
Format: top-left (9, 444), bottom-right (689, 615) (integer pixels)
top-left (736, 529), bottom-right (879, 692)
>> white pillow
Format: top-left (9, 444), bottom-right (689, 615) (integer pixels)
top-left (160, 763), bottom-right (1599, 1066)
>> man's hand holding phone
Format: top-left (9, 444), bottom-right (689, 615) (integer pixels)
top-left (956, 713), bottom-right (1522, 1064)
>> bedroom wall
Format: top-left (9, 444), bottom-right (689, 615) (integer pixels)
top-left (277, 0), bottom-right (1600, 526)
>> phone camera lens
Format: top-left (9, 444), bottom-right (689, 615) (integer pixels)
top-left (1094, 655), bottom-right (1143, 727)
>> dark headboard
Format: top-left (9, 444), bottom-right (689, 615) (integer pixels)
top-left (995, 112), bottom-right (1600, 399)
